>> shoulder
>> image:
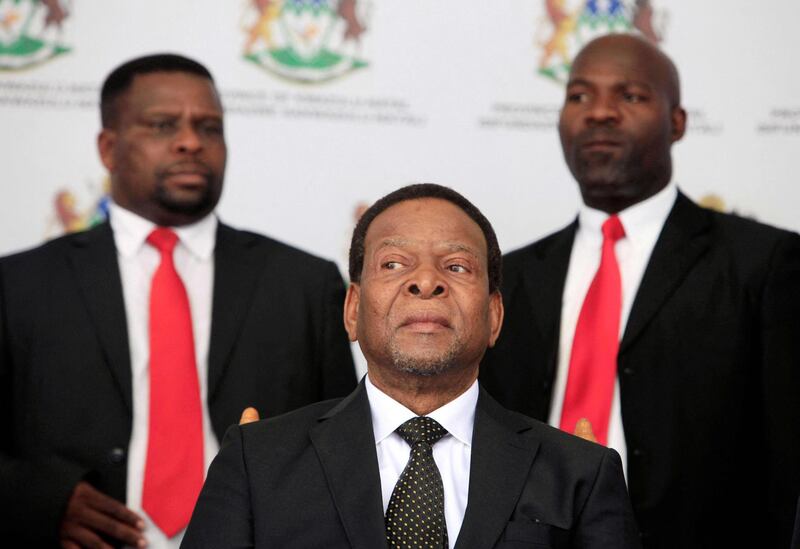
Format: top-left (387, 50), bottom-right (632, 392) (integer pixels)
top-left (480, 389), bottom-right (613, 470)
top-left (675, 193), bottom-right (797, 246)
top-left (503, 224), bottom-right (574, 267)
top-left (234, 397), bottom-right (345, 449)
top-left (512, 407), bottom-right (611, 465)
top-left (0, 223), bottom-right (110, 272)
top-left (675, 196), bottom-right (800, 270)
top-left (217, 222), bottom-right (342, 277)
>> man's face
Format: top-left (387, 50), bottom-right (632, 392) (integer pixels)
top-left (98, 71), bottom-right (227, 226)
top-left (558, 38), bottom-right (685, 213)
top-left (344, 198), bottom-right (503, 378)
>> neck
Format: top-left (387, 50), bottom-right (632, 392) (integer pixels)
top-left (368, 365), bottom-right (478, 416)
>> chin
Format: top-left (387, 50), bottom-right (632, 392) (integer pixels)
top-left (390, 349), bottom-right (459, 377)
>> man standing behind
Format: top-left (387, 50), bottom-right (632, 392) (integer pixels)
top-left (481, 34), bottom-right (800, 547)
top-left (0, 54), bottom-right (355, 547)
top-left (181, 183), bottom-right (640, 548)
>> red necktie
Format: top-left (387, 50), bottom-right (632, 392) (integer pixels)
top-left (560, 215), bottom-right (625, 445)
top-left (142, 227), bottom-right (204, 537)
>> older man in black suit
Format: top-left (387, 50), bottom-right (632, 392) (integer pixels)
top-left (480, 34), bottom-right (800, 548)
top-left (182, 183), bottom-right (641, 549)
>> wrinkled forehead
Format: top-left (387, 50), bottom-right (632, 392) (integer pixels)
top-left (365, 198), bottom-right (488, 257)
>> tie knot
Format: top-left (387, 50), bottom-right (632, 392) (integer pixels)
top-left (396, 416), bottom-right (447, 447)
top-left (147, 227), bottom-right (179, 254)
top-left (602, 215), bottom-right (625, 242)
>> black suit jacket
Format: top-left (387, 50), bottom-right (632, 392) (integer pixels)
top-left (181, 382), bottom-right (641, 549)
top-left (0, 221), bottom-right (357, 544)
top-left (480, 192), bottom-right (800, 548)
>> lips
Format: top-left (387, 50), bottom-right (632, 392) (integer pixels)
top-left (162, 163), bottom-right (211, 185)
top-left (576, 131), bottom-right (626, 152)
top-left (399, 313), bottom-right (451, 332)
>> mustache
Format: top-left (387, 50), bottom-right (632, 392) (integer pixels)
top-left (399, 313), bottom-right (451, 328)
top-left (159, 161), bottom-right (213, 177)
top-left (574, 129), bottom-right (627, 147)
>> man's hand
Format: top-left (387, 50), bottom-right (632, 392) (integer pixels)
top-left (59, 481), bottom-right (146, 549)
top-left (573, 418), bottom-right (598, 443)
top-left (239, 407), bottom-right (260, 425)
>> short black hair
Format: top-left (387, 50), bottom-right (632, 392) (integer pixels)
top-left (349, 183), bottom-right (502, 293)
top-left (100, 53), bottom-right (215, 128)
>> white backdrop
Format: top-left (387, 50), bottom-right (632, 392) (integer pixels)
top-left (2, 0), bottom-right (799, 280)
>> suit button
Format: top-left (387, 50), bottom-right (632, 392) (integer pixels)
top-left (107, 447), bottom-right (126, 465)
top-left (631, 448), bottom-right (644, 458)
top-left (622, 367), bottom-right (635, 376)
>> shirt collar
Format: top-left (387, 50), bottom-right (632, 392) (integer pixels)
top-left (365, 374), bottom-right (477, 447)
top-left (577, 181), bottom-right (677, 246)
top-left (109, 201), bottom-right (217, 260)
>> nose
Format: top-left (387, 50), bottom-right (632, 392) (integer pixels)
top-left (585, 93), bottom-right (620, 126)
top-left (173, 124), bottom-right (203, 154)
top-left (406, 266), bottom-right (447, 299)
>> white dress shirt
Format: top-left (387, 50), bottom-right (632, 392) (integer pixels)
top-left (548, 182), bottom-right (678, 476)
top-left (366, 374), bottom-right (476, 548)
top-left (110, 202), bottom-right (219, 548)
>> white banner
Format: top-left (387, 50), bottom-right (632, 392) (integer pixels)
top-left (2, 0), bottom-right (799, 280)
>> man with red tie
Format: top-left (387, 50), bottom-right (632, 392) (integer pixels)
top-left (480, 34), bottom-right (800, 547)
top-left (0, 54), bottom-right (356, 547)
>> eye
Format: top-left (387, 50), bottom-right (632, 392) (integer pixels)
top-left (199, 120), bottom-right (224, 136)
top-left (623, 92), bottom-right (646, 103)
top-left (148, 120), bottom-right (176, 132)
top-left (447, 264), bottom-right (469, 274)
top-left (382, 261), bottom-right (402, 270)
top-left (566, 91), bottom-right (588, 103)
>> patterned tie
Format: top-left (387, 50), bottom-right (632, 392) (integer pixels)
top-left (560, 215), bottom-right (625, 445)
top-left (385, 416), bottom-right (449, 548)
top-left (142, 227), bottom-right (204, 537)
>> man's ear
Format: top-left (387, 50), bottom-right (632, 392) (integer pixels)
top-left (343, 283), bottom-right (360, 343)
top-left (97, 129), bottom-right (116, 172)
top-left (487, 291), bottom-right (504, 348)
top-left (670, 106), bottom-right (687, 143)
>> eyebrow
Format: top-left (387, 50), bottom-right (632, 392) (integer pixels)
top-left (566, 77), bottom-right (653, 90)
top-left (376, 238), bottom-right (479, 256)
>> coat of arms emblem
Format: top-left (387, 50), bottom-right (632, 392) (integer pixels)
top-left (242, 0), bottom-right (370, 84)
top-left (0, 0), bottom-right (70, 70)
top-left (536, 0), bottom-right (664, 82)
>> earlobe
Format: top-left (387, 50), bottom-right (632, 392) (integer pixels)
top-left (487, 291), bottom-right (504, 348)
top-left (343, 283), bottom-right (360, 342)
top-left (97, 129), bottom-right (116, 171)
top-left (671, 107), bottom-right (687, 142)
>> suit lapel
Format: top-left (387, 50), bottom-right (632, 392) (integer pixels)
top-left (67, 223), bottom-right (133, 412)
top-left (455, 389), bottom-right (539, 549)
top-left (207, 224), bottom-right (263, 402)
top-left (520, 222), bottom-right (576, 382)
top-left (620, 193), bottom-right (712, 352)
top-left (309, 383), bottom-right (387, 549)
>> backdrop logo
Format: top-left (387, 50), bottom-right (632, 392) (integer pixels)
top-left (536, 0), bottom-right (665, 82)
top-left (48, 179), bottom-right (109, 237)
top-left (0, 0), bottom-right (70, 70)
top-left (242, 0), bottom-right (370, 84)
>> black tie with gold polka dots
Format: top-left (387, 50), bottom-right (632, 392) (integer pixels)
top-left (385, 416), bottom-right (449, 548)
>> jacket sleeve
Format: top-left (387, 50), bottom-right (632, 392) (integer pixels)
top-left (760, 231), bottom-right (800, 544)
top-left (0, 261), bottom-right (88, 544)
top-left (181, 425), bottom-right (254, 549)
top-left (573, 448), bottom-right (642, 549)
